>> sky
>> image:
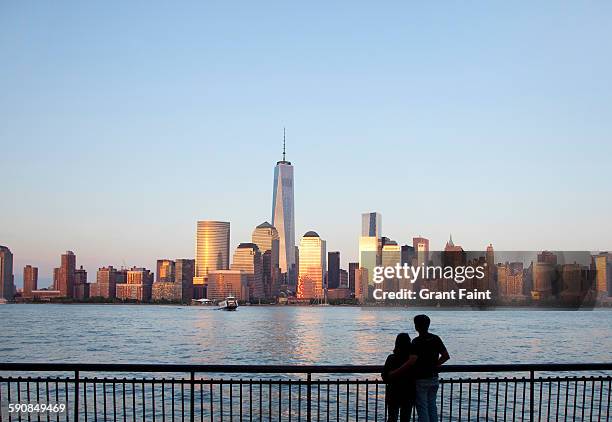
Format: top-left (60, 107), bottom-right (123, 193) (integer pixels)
top-left (1, 1), bottom-right (611, 287)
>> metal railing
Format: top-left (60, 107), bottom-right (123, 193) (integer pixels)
top-left (0, 363), bottom-right (610, 421)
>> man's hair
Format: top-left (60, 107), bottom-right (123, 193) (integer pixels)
top-left (414, 314), bottom-right (431, 332)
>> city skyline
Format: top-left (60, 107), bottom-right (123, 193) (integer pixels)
top-left (2, 2), bottom-right (612, 287)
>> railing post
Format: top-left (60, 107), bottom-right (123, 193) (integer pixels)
top-left (529, 369), bottom-right (534, 422)
top-left (306, 372), bottom-right (312, 422)
top-left (190, 371), bottom-right (195, 422)
top-left (74, 370), bottom-right (80, 422)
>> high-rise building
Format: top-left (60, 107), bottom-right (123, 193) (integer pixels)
top-left (595, 253), bottom-right (612, 296)
top-left (176, 259), bottom-right (195, 302)
top-left (348, 262), bottom-right (359, 292)
top-left (413, 236), bottom-right (430, 266)
top-left (339, 269), bottom-right (349, 289)
top-left (74, 265), bottom-right (89, 300)
top-left (58, 251), bottom-right (76, 298)
top-left (531, 259), bottom-right (555, 300)
top-left (327, 251), bottom-right (341, 289)
top-left (156, 259), bottom-right (176, 283)
top-left (116, 267), bottom-right (154, 302)
top-left (91, 266), bottom-right (121, 299)
top-left (361, 212), bottom-right (382, 238)
top-left (381, 239), bottom-right (401, 292)
top-left (497, 262), bottom-right (525, 298)
top-left (206, 270), bottom-right (249, 302)
top-left (359, 236), bottom-right (379, 289)
top-left (23, 265), bottom-right (38, 298)
top-left (297, 231), bottom-right (326, 299)
top-left (0, 246), bottom-right (14, 300)
top-left (52, 267), bottom-right (60, 290)
top-left (401, 245), bottom-right (415, 266)
top-left (443, 235), bottom-right (466, 268)
top-left (252, 222), bottom-right (280, 297)
top-left (195, 221), bottom-right (230, 284)
top-left (355, 267), bottom-right (369, 303)
top-left (231, 243), bottom-right (264, 300)
top-left (271, 131), bottom-right (296, 284)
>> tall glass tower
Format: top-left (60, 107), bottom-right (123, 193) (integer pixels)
top-left (271, 130), bottom-right (296, 283)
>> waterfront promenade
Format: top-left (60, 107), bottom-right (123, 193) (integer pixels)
top-left (1, 362), bottom-right (610, 421)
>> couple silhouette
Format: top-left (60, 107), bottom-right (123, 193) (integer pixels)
top-left (381, 315), bottom-right (450, 422)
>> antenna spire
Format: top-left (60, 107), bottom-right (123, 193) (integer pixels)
top-left (282, 127), bottom-right (286, 161)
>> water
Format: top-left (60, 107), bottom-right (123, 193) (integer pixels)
top-left (1, 304), bottom-right (611, 365)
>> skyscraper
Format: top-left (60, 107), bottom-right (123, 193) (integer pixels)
top-left (252, 222), bottom-right (280, 297)
top-left (272, 130), bottom-right (296, 285)
top-left (91, 266), bottom-right (120, 299)
top-left (327, 251), bottom-right (340, 289)
top-left (381, 239), bottom-right (401, 292)
top-left (58, 251), bottom-right (76, 298)
top-left (156, 259), bottom-right (176, 283)
top-left (297, 231), bottom-right (326, 299)
top-left (361, 212), bottom-right (382, 237)
top-left (413, 236), bottom-right (430, 266)
top-left (116, 267), bottom-right (154, 302)
top-left (195, 221), bottom-right (230, 279)
top-left (231, 243), bottom-right (264, 300)
top-left (23, 265), bottom-right (38, 298)
top-left (175, 259), bottom-right (195, 302)
top-left (358, 212), bottom-right (382, 295)
top-left (74, 265), bottom-right (89, 300)
top-left (348, 262), bottom-right (359, 292)
top-left (0, 246), bottom-right (14, 301)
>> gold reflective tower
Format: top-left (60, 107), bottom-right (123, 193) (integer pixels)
top-left (195, 221), bottom-right (230, 280)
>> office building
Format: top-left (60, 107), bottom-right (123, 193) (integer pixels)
top-left (156, 259), bottom-right (176, 283)
top-left (252, 222), bottom-right (281, 297)
top-left (358, 236), bottom-right (379, 289)
top-left (413, 236), bottom-right (429, 266)
top-left (206, 270), bottom-right (249, 302)
top-left (327, 251), bottom-right (340, 289)
top-left (595, 253), bottom-right (612, 296)
top-left (401, 245), bottom-right (415, 266)
top-left (348, 262), bottom-right (358, 292)
top-left (361, 212), bottom-right (382, 238)
top-left (176, 259), bottom-right (195, 302)
top-left (231, 243), bottom-right (264, 300)
top-left (23, 265), bottom-right (38, 298)
top-left (381, 239), bottom-right (402, 291)
top-left (497, 262), bottom-right (525, 298)
top-left (297, 231), bottom-right (326, 299)
top-left (0, 246), bottom-right (14, 300)
top-left (74, 265), bottom-right (89, 300)
top-left (116, 267), bottom-right (153, 302)
top-left (272, 133), bottom-right (296, 285)
top-left (355, 267), bottom-right (369, 303)
top-left (90, 266), bottom-right (121, 299)
top-left (195, 221), bottom-right (230, 287)
top-left (58, 251), bottom-right (76, 298)
top-left (339, 269), bottom-right (349, 289)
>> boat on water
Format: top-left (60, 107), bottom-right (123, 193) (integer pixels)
top-left (218, 296), bottom-right (238, 311)
top-left (191, 298), bottom-right (214, 306)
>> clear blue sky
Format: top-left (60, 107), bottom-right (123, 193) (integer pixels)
top-left (1, 1), bottom-right (611, 287)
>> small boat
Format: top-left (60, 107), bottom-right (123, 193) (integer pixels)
top-left (192, 298), bottom-right (214, 306)
top-left (218, 296), bottom-right (238, 311)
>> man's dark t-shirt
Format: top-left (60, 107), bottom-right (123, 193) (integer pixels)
top-left (412, 333), bottom-right (447, 379)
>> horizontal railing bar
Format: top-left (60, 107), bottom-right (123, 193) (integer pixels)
top-left (0, 362), bottom-right (611, 374)
top-left (1, 376), bottom-right (610, 384)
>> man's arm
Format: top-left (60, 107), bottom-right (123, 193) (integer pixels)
top-left (437, 348), bottom-right (450, 366)
top-left (437, 339), bottom-right (450, 367)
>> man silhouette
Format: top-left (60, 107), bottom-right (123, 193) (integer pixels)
top-left (411, 314), bottom-right (450, 422)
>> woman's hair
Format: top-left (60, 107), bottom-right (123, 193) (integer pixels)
top-left (393, 333), bottom-right (412, 356)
